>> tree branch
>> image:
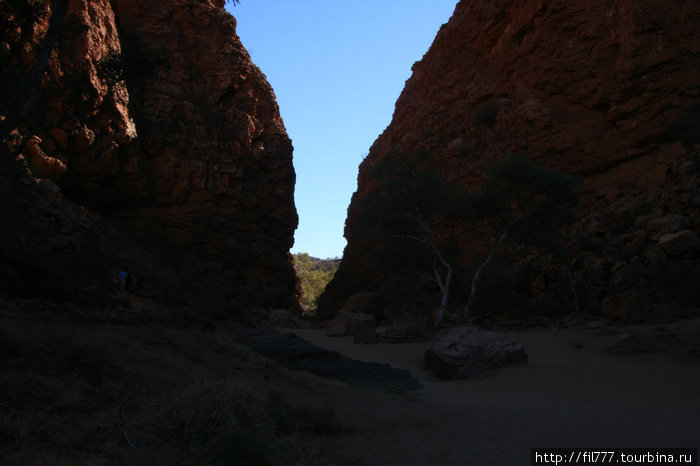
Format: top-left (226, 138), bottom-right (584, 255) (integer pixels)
top-left (462, 213), bottom-right (522, 321)
top-left (396, 209), bottom-right (453, 325)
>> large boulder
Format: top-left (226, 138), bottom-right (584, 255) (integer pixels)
top-left (601, 290), bottom-right (652, 323)
top-left (658, 230), bottom-right (699, 256)
top-left (326, 311), bottom-right (376, 337)
top-left (647, 215), bottom-right (691, 236)
top-left (231, 325), bottom-right (420, 392)
top-left (337, 292), bottom-right (384, 321)
top-left (425, 326), bottom-right (527, 379)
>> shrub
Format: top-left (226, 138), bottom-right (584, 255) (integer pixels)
top-left (169, 380), bottom-right (344, 465)
top-left (293, 253), bottom-right (339, 316)
top-left (266, 390), bottom-right (343, 436)
top-left (169, 379), bottom-right (274, 464)
top-left (472, 100), bottom-right (499, 127)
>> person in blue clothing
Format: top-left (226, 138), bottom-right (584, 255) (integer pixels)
top-left (118, 271), bottom-right (132, 292)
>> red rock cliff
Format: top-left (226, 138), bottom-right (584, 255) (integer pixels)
top-left (320, 0), bottom-right (700, 320)
top-left (1, 0), bottom-right (299, 310)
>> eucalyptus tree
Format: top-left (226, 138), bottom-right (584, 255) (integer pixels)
top-left (363, 153), bottom-right (580, 325)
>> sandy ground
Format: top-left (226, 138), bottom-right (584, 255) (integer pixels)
top-left (290, 323), bottom-right (700, 465)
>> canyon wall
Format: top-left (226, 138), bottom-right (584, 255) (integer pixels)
top-left (320, 0), bottom-right (700, 322)
top-left (1, 0), bottom-right (299, 310)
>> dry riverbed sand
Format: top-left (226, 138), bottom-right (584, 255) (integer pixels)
top-left (290, 321), bottom-right (700, 465)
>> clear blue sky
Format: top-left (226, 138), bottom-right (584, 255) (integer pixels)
top-left (226, 1), bottom-right (458, 259)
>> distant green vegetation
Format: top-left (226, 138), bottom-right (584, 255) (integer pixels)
top-left (293, 253), bottom-right (340, 316)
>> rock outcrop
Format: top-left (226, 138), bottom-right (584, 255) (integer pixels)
top-left (325, 311), bottom-right (376, 337)
top-left (1, 0), bottom-right (298, 310)
top-left (425, 326), bottom-right (528, 379)
top-left (320, 0), bottom-right (700, 322)
top-left (231, 325), bottom-right (421, 392)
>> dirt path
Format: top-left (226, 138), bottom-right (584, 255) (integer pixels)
top-left (291, 324), bottom-right (700, 465)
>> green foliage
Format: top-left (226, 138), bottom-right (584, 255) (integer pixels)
top-left (358, 152), bottom-right (470, 323)
top-left (368, 151), bottom-right (454, 218)
top-left (476, 154), bottom-right (582, 253)
top-left (361, 152), bottom-right (460, 271)
top-left (478, 155), bottom-right (581, 220)
top-left (466, 262), bottom-right (570, 320)
top-left (462, 155), bottom-right (581, 317)
top-left (363, 152), bottom-right (581, 319)
top-left (99, 31), bottom-right (169, 93)
top-left (293, 253), bottom-right (339, 315)
top-left (96, 50), bottom-right (125, 87)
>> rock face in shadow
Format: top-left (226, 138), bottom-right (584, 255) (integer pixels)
top-left (320, 0), bottom-right (700, 319)
top-left (1, 0), bottom-right (298, 309)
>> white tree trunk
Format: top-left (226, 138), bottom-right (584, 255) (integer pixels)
top-left (400, 209), bottom-right (454, 326)
top-left (462, 216), bottom-right (520, 321)
top-left (566, 266), bottom-right (580, 314)
top-left (433, 245), bottom-right (453, 326)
